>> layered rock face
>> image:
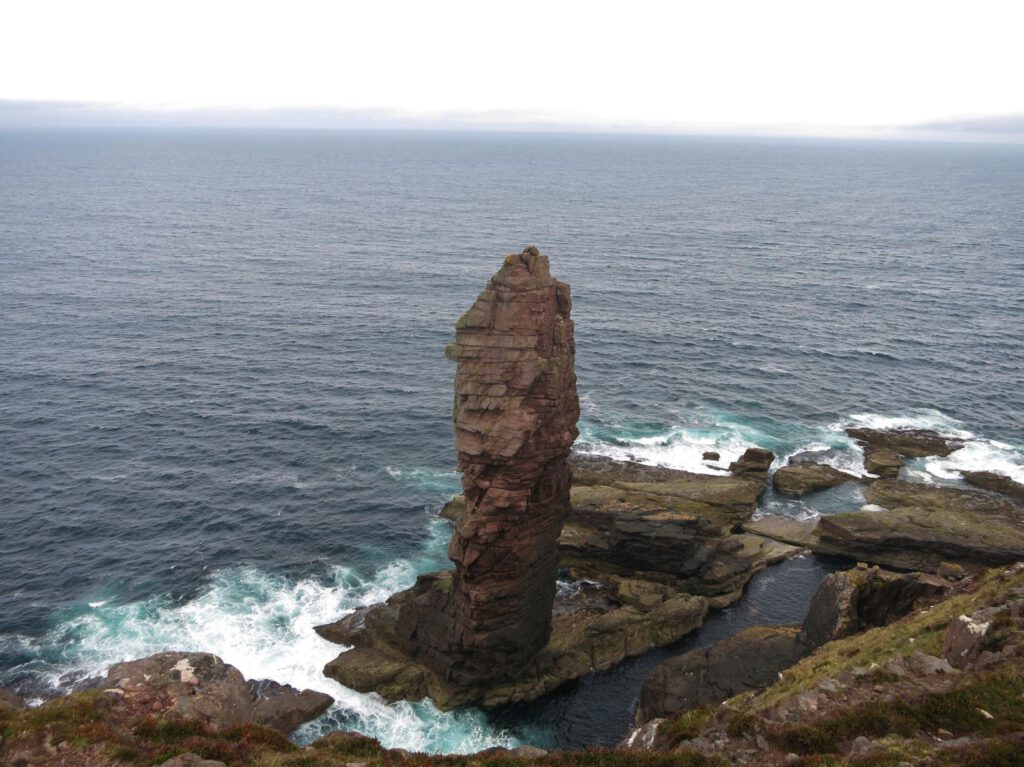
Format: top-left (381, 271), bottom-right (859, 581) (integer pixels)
top-left (392, 247), bottom-right (579, 686)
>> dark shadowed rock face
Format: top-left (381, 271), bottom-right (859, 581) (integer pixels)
top-left (636, 625), bottom-right (805, 723)
top-left (390, 248), bottom-right (580, 688)
top-left (799, 565), bottom-right (952, 649)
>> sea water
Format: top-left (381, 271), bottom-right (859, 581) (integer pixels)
top-left (1, 130), bottom-right (1022, 750)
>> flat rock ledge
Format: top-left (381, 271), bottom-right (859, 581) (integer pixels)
top-left (746, 478), bottom-right (1024, 573)
top-left (318, 450), bottom-right (800, 709)
top-left (320, 571), bottom-right (707, 709)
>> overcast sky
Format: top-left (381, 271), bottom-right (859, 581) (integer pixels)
top-left (3, 0), bottom-right (1023, 137)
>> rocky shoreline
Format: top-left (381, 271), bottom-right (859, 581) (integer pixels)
top-left (4, 251), bottom-right (1024, 765)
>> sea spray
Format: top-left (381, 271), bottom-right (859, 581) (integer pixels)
top-left (6, 515), bottom-right (524, 753)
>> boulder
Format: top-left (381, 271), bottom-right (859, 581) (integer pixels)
top-left (247, 679), bottom-right (333, 733)
top-left (728, 447), bottom-right (776, 478)
top-left (636, 625), bottom-right (805, 723)
top-left (702, 451), bottom-right (720, 461)
top-left (773, 462), bottom-right (859, 496)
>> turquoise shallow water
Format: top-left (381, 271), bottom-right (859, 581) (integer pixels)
top-left (1, 131), bottom-right (1023, 750)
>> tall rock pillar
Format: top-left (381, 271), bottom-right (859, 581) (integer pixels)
top-left (395, 247), bottom-right (579, 687)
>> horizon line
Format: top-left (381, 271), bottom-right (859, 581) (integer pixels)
top-left (2, 100), bottom-right (1023, 146)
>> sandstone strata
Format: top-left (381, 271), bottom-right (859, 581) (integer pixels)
top-left (636, 625), bottom-right (805, 723)
top-left (392, 247), bottom-right (579, 688)
top-left (961, 470), bottom-right (1024, 501)
top-left (635, 563), bottom-right (950, 724)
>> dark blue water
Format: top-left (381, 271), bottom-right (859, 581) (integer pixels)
top-left (1, 131), bottom-right (1022, 751)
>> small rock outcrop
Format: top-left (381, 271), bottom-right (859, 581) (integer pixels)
top-left (728, 447), bottom-right (776, 478)
top-left (773, 461), bottom-right (860, 496)
top-left (846, 427), bottom-right (962, 478)
top-left (105, 652), bottom-right (332, 733)
top-left (961, 470), bottom-right (1024, 501)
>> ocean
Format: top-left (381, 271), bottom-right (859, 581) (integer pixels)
top-left (1, 130), bottom-right (1022, 751)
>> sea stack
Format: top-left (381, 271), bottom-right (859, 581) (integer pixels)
top-left (395, 246), bottom-right (580, 685)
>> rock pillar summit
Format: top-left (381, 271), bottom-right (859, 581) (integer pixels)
top-left (430, 246), bottom-right (580, 684)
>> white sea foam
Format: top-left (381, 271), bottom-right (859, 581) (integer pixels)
top-left (575, 423), bottom-right (762, 475)
top-left (11, 519), bottom-right (520, 754)
top-left (836, 410), bottom-right (1024, 484)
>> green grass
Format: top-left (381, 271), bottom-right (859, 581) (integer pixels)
top-left (769, 668), bottom-right (1024, 755)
